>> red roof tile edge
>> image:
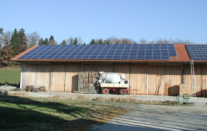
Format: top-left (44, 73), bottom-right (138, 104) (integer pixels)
top-left (11, 45), bottom-right (39, 61)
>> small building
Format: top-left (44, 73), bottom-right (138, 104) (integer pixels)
top-left (11, 44), bottom-right (207, 97)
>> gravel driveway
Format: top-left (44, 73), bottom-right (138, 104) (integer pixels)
top-left (92, 103), bottom-right (207, 131)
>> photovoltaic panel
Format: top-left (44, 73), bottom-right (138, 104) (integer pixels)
top-left (186, 45), bottom-right (207, 60)
top-left (18, 44), bottom-right (177, 60)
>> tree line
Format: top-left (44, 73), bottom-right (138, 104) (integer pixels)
top-left (0, 27), bottom-right (201, 67)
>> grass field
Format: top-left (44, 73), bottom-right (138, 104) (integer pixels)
top-left (0, 68), bottom-right (20, 84)
top-left (0, 95), bottom-right (126, 131)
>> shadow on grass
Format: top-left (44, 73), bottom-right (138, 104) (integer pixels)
top-left (0, 95), bottom-right (105, 130)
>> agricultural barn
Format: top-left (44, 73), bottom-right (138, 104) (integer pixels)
top-left (11, 44), bottom-right (207, 97)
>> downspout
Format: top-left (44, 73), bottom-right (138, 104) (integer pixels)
top-left (201, 65), bottom-right (203, 97)
top-left (147, 64), bottom-right (148, 95)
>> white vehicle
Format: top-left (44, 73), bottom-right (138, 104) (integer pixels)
top-left (98, 72), bottom-right (130, 95)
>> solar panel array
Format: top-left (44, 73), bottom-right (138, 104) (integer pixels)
top-left (186, 45), bottom-right (207, 60)
top-left (18, 44), bottom-right (177, 60)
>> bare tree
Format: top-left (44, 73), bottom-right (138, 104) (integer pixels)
top-left (138, 39), bottom-right (147, 44)
top-left (77, 36), bottom-right (83, 45)
top-left (66, 37), bottom-right (74, 45)
top-left (27, 31), bottom-right (40, 48)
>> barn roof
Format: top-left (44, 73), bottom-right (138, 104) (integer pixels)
top-left (11, 44), bottom-right (204, 63)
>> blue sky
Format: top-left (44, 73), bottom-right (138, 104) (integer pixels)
top-left (1, 0), bottom-right (207, 44)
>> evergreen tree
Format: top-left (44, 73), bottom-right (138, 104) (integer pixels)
top-left (90, 39), bottom-right (95, 45)
top-left (99, 39), bottom-right (103, 44)
top-left (0, 28), bottom-right (3, 60)
top-left (43, 38), bottom-right (48, 45)
top-left (83, 42), bottom-right (86, 45)
top-left (17, 28), bottom-right (27, 54)
top-left (38, 38), bottom-right (44, 45)
top-left (10, 29), bottom-right (19, 56)
top-left (60, 40), bottom-right (66, 45)
top-left (106, 40), bottom-right (110, 44)
top-left (116, 41), bottom-right (118, 44)
top-left (49, 35), bottom-right (54, 41)
top-left (48, 35), bottom-right (57, 45)
top-left (0, 28), bottom-right (3, 34)
top-left (73, 37), bottom-right (78, 45)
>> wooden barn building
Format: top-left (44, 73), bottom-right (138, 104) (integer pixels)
top-left (11, 44), bottom-right (207, 97)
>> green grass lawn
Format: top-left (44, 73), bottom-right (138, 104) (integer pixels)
top-left (0, 95), bottom-right (126, 131)
top-left (0, 69), bottom-right (20, 84)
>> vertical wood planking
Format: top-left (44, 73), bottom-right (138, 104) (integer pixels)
top-left (50, 64), bottom-right (65, 92)
top-left (148, 65), bottom-right (155, 95)
top-left (35, 64), bottom-right (50, 91)
top-left (23, 64), bottom-right (36, 88)
top-left (114, 64), bottom-right (129, 80)
top-left (65, 64), bottom-right (81, 92)
top-left (130, 64), bottom-right (147, 95)
top-left (195, 65), bottom-right (201, 96)
top-left (82, 64), bottom-right (113, 72)
top-left (202, 65), bottom-right (207, 97)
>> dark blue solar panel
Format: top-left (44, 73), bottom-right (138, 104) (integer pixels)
top-left (18, 44), bottom-right (177, 60)
top-left (31, 56), bottom-right (40, 59)
top-left (186, 45), bottom-right (207, 60)
top-left (74, 55), bottom-right (83, 59)
top-left (137, 55), bottom-right (145, 59)
top-left (67, 55), bottom-right (75, 59)
top-left (59, 55), bottom-right (68, 59)
top-left (153, 56), bottom-right (161, 60)
top-left (120, 56), bottom-right (128, 59)
top-left (97, 55), bottom-right (105, 59)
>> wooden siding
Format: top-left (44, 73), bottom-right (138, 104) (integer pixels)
top-left (82, 64), bottom-right (113, 72)
top-left (165, 66), bottom-right (181, 96)
top-left (21, 64), bottom-right (50, 90)
top-left (50, 64), bottom-right (65, 92)
top-left (147, 65), bottom-right (181, 96)
top-left (202, 65), bottom-right (207, 97)
top-left (183, 65), bottom-right (203, 97)
top-left (130, 64), bottom-right (147, 95)
top-left (35, 64), bottom-right (50, 91)
top-left (114, 64), bottom-right (129, 80)
top-left (20, 63), bottom-right (207, 97)
top-left (65, 64), bottom-right (81, 92)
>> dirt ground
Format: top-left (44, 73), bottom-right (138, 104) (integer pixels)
top-left (92, 102), bottom-right (207, 131)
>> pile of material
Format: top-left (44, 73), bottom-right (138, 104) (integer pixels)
top-left (0, 84), bottom-right (18, 94)
top-left (78, 72), bottom-right (99, 93)
top-left (25, 85), bottom-right (46, 92)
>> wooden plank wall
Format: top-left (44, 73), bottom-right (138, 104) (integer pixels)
top-left (50, 64), bottom-right (65, 92)
top-left (21, 64), bottom-right (50, 91)
top-left (114, 64), bottom-right (130, 80)
top-left (165, 66), bottom-right (181, 96)
top-left (35, 64), bottom-right (50, 91)
top-left (21, 63), bottom-right (207, 97)
top-left (82, 64), bottom-right (113, 72)
top-left (202, 65), bottom-right (207, 97)
top-left (65, 64), bottom-right (81, 92)
top-left (130, 64), bottom-right (147, 95)
top-left (183, 65), bottom-right (203, 97)
top-left (146, 65), bottom-right (181, 96)
top-left (148, 66), bottom-right (166, 95)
